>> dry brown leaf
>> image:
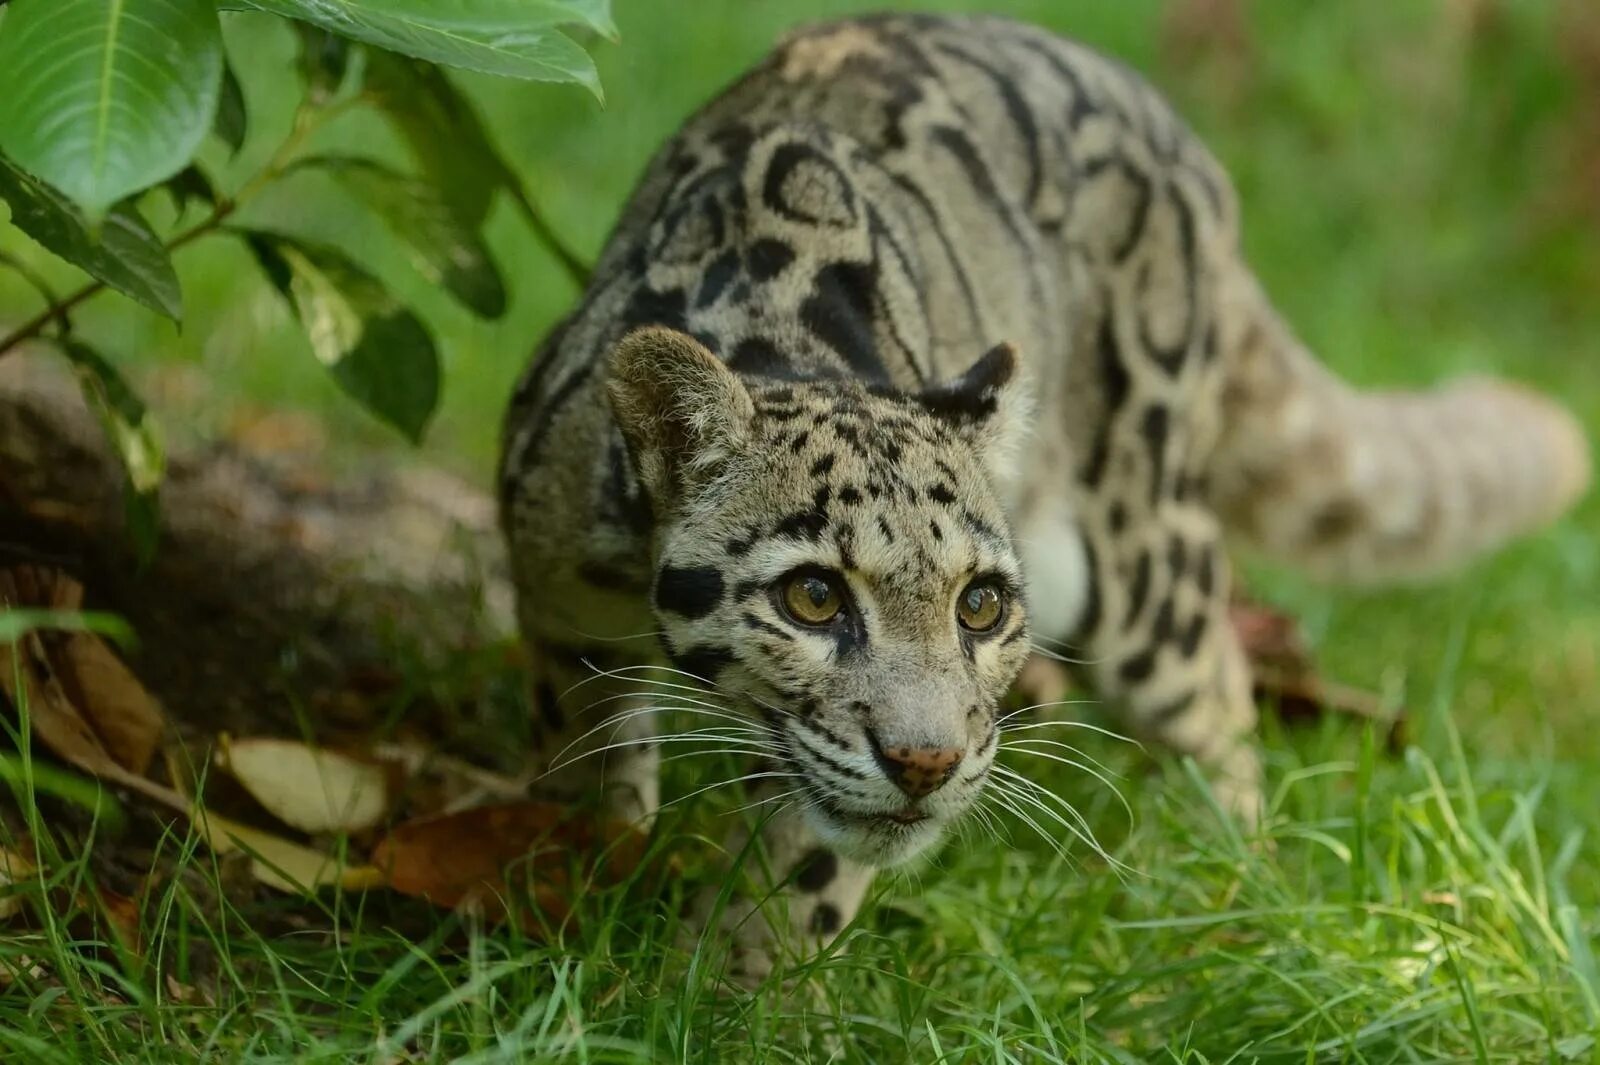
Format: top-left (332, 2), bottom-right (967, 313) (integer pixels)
top-left (1230, 595), bottom-right (1406, 749)
top-left (371, 802), bottom-right (651, 931)
top-left (0, 566), bottom-right (168, 779)
top-left (219, 737), bottom-right (391, 834)
top-left (52, 636), bottom-right (164, 775)
top-left (189, 806), bottom-right (384, 895)
top-left (0, 627), bottom-right (188, 812)
top-left (96, 889), bottom-right (142, 955)
top-left (0, 845), bottom-right (38, 920)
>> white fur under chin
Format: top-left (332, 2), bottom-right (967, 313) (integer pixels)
top-left (805, 805), bottom-right (947, 867)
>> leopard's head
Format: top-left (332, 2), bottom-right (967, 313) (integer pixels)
top-left (607, 327), bottom-right (1033, 865)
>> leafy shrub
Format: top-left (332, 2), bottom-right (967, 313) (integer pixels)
top-left (0, 0), bottom-right (611, 555)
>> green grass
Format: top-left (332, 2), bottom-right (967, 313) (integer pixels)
top-left (3, 0), bottom-right (1599, 1060)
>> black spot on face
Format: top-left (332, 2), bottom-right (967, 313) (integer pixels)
top-left (927, 483), bottom-right (957, 506)
top-left (774, 510), bottom-right (828, 541)
top-left (811, 453), bottom-right (836, 477)
top-left (669, 644), bottom-right (735, 686)
top-left (655, 565), bottom-right (726, 619)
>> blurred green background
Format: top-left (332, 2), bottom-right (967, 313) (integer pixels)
top-left (2, 0), bottom-right (1597, 753)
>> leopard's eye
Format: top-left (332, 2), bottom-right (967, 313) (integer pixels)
top-left (781, 570), bottom-right (845, 626)
top-left (957, 580), bottom-right (1004, 633)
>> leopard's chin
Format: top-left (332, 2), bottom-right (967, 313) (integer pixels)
top-left (803, 792), bottom-right (952, 866)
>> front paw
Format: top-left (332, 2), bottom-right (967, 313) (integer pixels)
top-left (1206, 745), bottom-right (1264, 830)
top-left (678, 887), bottom-right (780, 989)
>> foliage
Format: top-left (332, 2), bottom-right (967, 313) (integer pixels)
top-left (0, 0), bottom-right (610, 547)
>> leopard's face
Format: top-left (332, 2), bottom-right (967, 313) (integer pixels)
top-left (610, 328), bottom-right (1033, 865)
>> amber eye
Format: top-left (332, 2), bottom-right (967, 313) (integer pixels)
top-left (957, 580), bottom-right (1004, 632)
top-left (781, 570), bottom-right (846, 626)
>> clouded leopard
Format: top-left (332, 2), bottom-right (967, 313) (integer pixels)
top-left (498, 13), bottom-right (1590, 974)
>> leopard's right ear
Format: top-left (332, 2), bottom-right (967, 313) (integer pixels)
top-left (606, 327), bottom-right (755, 506)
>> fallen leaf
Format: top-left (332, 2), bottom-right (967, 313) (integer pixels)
top-left (371, 802), bottom-right (651, 931)
top-left (0, 566), bottom-right (168, 779)
top-left (219, 737), bottom-right (391, 834)
top-left (95, 888), bottom-right (142, 956)
top-left (189, 806), bottom-right (384, 895)
top-left (52, 635), bottom-right (163, 775)
top-left (0, 845), bottom-right (38, 920)
top-left (1230, 595), bottom-right (1406, 749)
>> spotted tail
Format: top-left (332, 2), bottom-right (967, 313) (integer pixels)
top-left (1208, 271), bottom-right (1592, 584)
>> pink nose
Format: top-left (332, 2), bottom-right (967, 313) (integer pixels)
top-left (874, 743), bottom-right (963, 798)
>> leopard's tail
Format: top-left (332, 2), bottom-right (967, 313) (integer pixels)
top-left (1208, 270), bottom-right (1591, 585)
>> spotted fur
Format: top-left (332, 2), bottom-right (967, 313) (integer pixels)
top-left (499, 14), bottom-right (1591, 972)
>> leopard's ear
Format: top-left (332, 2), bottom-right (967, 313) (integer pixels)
top-left (606, 327), bottom-right (755, 506)
top-left (919, 342), bottom-right (1032, 484)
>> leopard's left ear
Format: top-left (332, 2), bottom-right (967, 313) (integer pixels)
top-left (919, 342), bottom-right (1032, 483)
top-left (606, 327), bottom-right (756, 509)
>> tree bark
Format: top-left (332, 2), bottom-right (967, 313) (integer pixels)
top-left (0, 352), bottom-right (516, 748)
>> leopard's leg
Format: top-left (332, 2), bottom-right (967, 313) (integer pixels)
top-left (525, 644), bottom-right (661, 827)
top-left (1076, 508), bottom-right (1262, 823)
top-left (686, 792), bottom-right (875, 985)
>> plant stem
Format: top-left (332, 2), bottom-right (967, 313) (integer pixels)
top-left (0, 96), bottom-right (363, 363)
top-left (506, 180), bottom-right (591, 288)
top-left (0, 206), bottom-right (239, 360)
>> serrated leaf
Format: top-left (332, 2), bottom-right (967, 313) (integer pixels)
top-left (0, 0), bottom-right (223, 220)
top-left (307, 155), bottom-right (506, 318)
top-left (0, 156), bottom-right (183, 320)
top-left (364, 55), bottom-right (511, 231)
top-left (58, 341), bottom-right (165, 562)
top-left (215, 61), bottom-right (248, 155)
top-left (243, 231), bottom-right (439, 442)
top-left (236, 0), bottom-right (603, 96)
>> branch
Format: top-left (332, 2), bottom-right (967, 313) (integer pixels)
top-left (0, 96), bottom-right (363, 363)
top-left (0, 206), bottom-right (237, 361)
top-left (506, 179), bottom-right (591, 289)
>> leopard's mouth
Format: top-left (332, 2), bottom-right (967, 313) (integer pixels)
top-left (800, 782), bottom-right (947, 863)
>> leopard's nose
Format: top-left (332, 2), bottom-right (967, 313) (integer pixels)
top-left (870, 734), bottom-right (963, 798)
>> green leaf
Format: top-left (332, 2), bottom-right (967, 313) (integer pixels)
top-left (364, 54), bottom-right (512, 231)
top-left (0, 611), bottom-right (135, 648)
top-left (0, 249), bottom-right (66, 322)
top-left (306, 155), bottom-right (506, 318)
top-left (215, 61), bottom-right (249, 155)
top-left (166, 165), bottom-right (221, 212)
top-left (0, 156), bottom-right (183, 320)
top-left (296, 24), bottom-right (354, 103)
top-left (0, 0), bottom-right (224, 220)
top-left (236, 0), bottom-right (604, 96)
top-left (59, 340), bottom-right (165, 563)
top-left (243, 231), bottom-right (440, 442)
